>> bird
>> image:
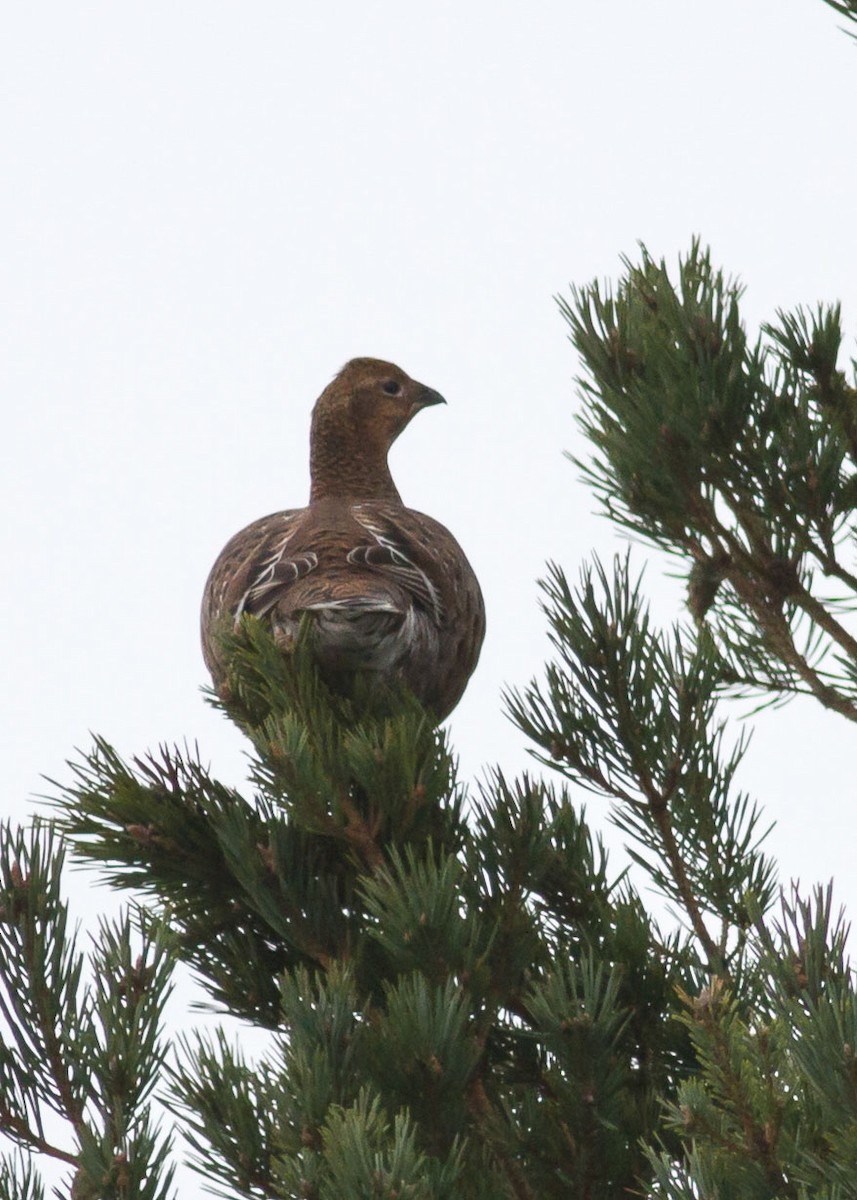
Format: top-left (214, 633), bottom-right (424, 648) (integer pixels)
top-left (201, 357), bottom-right (485, 720)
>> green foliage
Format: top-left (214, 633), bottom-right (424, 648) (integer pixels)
top-left (822, 0), bottom-right (857, 27)
top-left (644, 886), bottom-right (857, 1199)
top-left (0, 822), bottom-right (175, 1199)
top-left (508, 552), bottom-right (778, 968)
top-left (51, 621), bottom-right (465, 1028)
top-left (0, 1151), bottom-right (44, 1200)
top-left (37, 623), bottom-right (697, 1198)
top-left (562, 238), bottom-right (857, 719)
top-left (538, 238), bottom-right (856, 1196)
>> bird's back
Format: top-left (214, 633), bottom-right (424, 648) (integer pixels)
top-left (201, 498), bottom-right (484, 719)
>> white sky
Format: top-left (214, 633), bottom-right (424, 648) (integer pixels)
top-left (2, 1), bottom-right (855, 1193)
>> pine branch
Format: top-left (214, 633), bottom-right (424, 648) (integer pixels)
top-left (0, 823), bottom-right (175, 1200)
top-left (545, 234), bottom-right (857, 1194)
top-left (507, 554), bottom-right (777, 970)
top-left (821, 0), bottom-right (857, 33)
top-left (561, 241), bottom-right (857, 720)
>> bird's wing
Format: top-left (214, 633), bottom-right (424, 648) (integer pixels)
top-left (349, 505), bottom-right (446, 625)
top-left (347, 502), bottom-right (486, 717)
top-left (201, 509), bottom-right (308, 622)
top-left (234, 516), bottom-right (319, 619)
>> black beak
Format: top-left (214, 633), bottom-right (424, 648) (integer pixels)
top-left (418, 386), bottom-right (447, 408)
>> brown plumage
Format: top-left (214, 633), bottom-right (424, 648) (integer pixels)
top-left (201, 358), bottom-right (485, 720)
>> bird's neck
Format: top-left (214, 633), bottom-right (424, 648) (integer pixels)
top-left (309, 437), bottom-right (403, 505)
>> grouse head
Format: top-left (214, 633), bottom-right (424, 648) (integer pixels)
top-left (309, 358), bottom-right (446, 503)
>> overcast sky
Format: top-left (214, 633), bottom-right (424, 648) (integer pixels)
top-left (2, 1), bottom-right (855, 1192)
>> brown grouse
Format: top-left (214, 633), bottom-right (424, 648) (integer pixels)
top-left (201, 358), bottom-right (485, 720)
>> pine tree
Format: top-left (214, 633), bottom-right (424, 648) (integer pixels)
top-left (2, 9), bottom-right (856, 1195)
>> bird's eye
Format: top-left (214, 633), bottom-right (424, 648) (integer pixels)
top-left (382, 380), bottom-right (402, 396)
